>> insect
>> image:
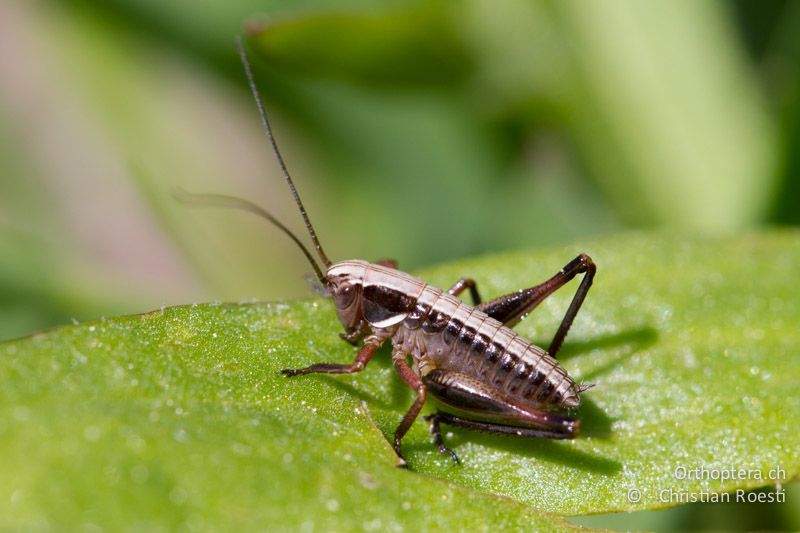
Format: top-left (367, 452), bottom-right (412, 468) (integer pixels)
top-left (183, 38), bottom-right (596, 465)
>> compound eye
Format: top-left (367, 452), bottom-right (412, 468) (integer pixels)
top-left (334, 284), bottom-right (356, 308)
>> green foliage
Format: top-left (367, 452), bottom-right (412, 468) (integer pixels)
top-left (1, 232), bottom-right (798, 529)
top-left (245, 2), bottom-right (776, 232)
top-left (4, 0), bottom-right (793, 342)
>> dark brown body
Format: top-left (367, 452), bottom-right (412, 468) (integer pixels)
top-left (392, 280), bottom-right (580, 409)
top-left (216, 39), bottom-right (597, 464)
top-left (283, 254), bottom-right (596, 463)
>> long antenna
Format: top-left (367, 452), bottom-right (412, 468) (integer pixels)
top-left (174, 189), bottom-right (327, 284)
top-left (235, 36), bottom-right (332, 268)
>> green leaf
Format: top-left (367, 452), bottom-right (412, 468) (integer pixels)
top-left (1, 232), bottom-right (798, 529)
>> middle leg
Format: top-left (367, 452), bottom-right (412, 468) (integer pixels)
top-left (392, 348), bottom-right (426, 463)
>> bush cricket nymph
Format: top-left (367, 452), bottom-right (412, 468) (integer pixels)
top-left (181, 37), bottom-right (596, 465)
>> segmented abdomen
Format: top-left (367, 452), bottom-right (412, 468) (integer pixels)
top-left (399, 285), bottom-right (580, 408)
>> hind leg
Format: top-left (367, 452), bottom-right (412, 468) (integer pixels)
top-left (421, 369), bottom-right (578, 462)
top-left (477, 254), bottom-right (596, 358)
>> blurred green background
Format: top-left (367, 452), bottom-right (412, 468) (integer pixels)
top-left (0, 0), bottom-right (798, 529)
top-left (5, 0), bottom-right (800, 342)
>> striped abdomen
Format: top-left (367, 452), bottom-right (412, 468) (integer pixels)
top-left (399, 286), bottom-right (580, 409)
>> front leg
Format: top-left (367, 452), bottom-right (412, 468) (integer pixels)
top-left (279, 334), bottom-right (385, 376)
top-left (339, 319), bottom-right (368, 346)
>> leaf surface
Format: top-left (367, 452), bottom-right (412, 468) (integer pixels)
top-left (1, 232), bottom-right (798, 528)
